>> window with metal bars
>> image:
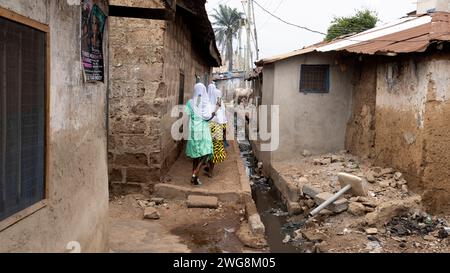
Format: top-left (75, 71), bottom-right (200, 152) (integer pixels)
top-left (0, 16), bottom-right (46, 222)
top-left (299, 64), bottom-right (330, 93)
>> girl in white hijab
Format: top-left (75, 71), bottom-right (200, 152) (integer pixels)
top-left (186, 83), bottom-right (219, 185)
top-left (204, 86), bottom-right (228, 178)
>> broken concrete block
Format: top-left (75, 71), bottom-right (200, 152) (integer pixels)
top-left (365, 196), bottom-right (422, 226)
top-left (366, 173), bottom-right (376, 183)
top-left (187, 195), bottom-right (218, 209)
top-left (348, 202), bottom-right (366, 216)
top-left (301, 230), bottom-right (327, 242)
top-left (286, 201), bottom-right (303, 215)
top-left (144, 207), bottom-right (160, 220)
top-left (314, 192), bottom-right (348, 213)
top-left (248, 214), bottom-right (265, 235)
top-left (366, 228), bottom-right (378, 235)
top-left (379, 180), bottom-right (390, 188)
top-left (302, 185), bottom-right (320, 198)
top-left (394, 172), bottom-right (403, 181)
top-left (150, 197), bottom-right (165, 205)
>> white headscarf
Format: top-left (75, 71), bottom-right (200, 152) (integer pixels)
top-left (212, 88), bottom-right (228, 125)
top-left (207, 83), bottom-right (216, 105)
top-left (190, 83), bottom-right (212, 120)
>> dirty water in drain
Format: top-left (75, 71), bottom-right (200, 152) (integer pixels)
top-left (238, 140), bottom-right (308, 253)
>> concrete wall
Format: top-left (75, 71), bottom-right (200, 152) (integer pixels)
top-left (0, 0), bottom-right (109, 252)
top-left (271, 52), bottom-right (353, 161)
top-left (108, 2), bottom-right (212, 193)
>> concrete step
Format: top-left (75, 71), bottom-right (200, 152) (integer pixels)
top-left (154, 183), bottom-right (242, 203)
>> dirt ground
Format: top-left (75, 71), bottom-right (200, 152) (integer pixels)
top-left (108, 141), bottom-right (265, 253)
top-left (109, 194), bottom-right (251, 253)
top-left (161, 142), bottom-right (241, 192)
top-left (270, 151), bottom-right (450, 253)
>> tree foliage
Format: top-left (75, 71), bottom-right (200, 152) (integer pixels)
top-left (325, 9), bottom-right (378, 41)
top-left (211, 4), bottom-right (243, 72)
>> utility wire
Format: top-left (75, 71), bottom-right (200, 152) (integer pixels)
top-left (253, 0), bottom-right (326, 36)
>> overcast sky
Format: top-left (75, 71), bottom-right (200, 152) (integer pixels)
top-left (206, 0), bottom-right (417, 60)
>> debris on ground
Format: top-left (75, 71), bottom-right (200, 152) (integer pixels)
top-left (144, 207), bottom-right (160, 220)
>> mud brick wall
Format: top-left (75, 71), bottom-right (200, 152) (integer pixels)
top-left (368, 52), bottom-right (450, 214)
top-left (108, 1), bottom-right (211, 193)
top-left (345, 59), bottom-right (377, 159)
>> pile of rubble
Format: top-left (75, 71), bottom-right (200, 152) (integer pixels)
top-left (271, 151), bottom-right (450, 252)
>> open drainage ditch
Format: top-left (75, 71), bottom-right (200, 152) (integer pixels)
top-left (237, 140), bottom-right (307, 253)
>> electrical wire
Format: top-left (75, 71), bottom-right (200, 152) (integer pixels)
top-left (253, 0), bottom-right (326, 35)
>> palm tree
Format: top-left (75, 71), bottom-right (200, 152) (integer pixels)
top-left (211, 5), bottom-right (243, 72)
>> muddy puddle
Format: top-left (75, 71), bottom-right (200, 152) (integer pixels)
top-left (171, 208), bottom-right (244, 253)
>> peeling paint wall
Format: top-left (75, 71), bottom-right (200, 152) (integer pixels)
top-left (0, 0), bottom-right (109, 252)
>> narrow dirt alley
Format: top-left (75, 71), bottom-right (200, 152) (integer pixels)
top-left (109, 141), bottom-right (268, 253)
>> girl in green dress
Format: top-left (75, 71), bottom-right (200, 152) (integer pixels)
top-left (186, 83), bottom-right (219, 185)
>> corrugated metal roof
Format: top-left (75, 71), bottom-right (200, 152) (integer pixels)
top-left (256, 12), bottom-right (450, 66)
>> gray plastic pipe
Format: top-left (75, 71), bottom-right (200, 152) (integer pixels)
top-left (309, 184), bottom-right (352, 217)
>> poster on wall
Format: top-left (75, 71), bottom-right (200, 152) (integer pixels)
top-left (81, 0), bottom-right (107, 82)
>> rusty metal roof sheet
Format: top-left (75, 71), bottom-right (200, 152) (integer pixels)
top-left (256, 12), bottom-right (450, 66)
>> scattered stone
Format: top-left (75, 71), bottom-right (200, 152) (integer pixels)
top-left (348, 202), bottom-right (366, 216)
top-left (379, 180), bottom-right (390, 188)
top-left (390, 180), bottom-right (398, 188)
top-left (366, 173), bottom-right (376, 183)
top-left (257, 162), bottom-right (263, 169)
top-left (367, 235), bottom-right (379, 242)
top-left (366, 228), bottom-right (378, 235)
top-left (399, 242), bottom-right (406, 248)
top-left (381, 168), bottom-right (395, 175)
top-left (301, 230), bottom-right (327, 242)
top-left (187, 195), bottom-right (218, 209)
top-left (365, 241), bottom-right (382, 253)
top-left (331, 155), bottom-right (344, 163)
top-left (372, 167), bottom-right (383, 178)
top-left (150, 197), bottom-right (164, 205)
top-left (282, 234), bottom-right (291, 244)
top-left (365, 196), bottom-right (422, 226)
top-left (397, 179), bottom-right (407, 185)
top-left (424, 235), bottom-right (435, 241)
top-left (298, 177), bottom-right (309, 185)
top-left (293, 229), bottom-right (303, 240)
top-left (319, 209), bottom-right (334, 216)
top-left (401, 185), bottom-right (409, 193)
top-left (302, 150), bottom-right (312, 157)
top-left (314, 192), bottom-right (349, 213)
top-left (305, 199), bottom-right (316, 209)
top-left (394, 172), bottom-right (403, 181)
top-left (236, 222), bottom-right (268, 249)
top-left (143, 207), bottom-right (160, 220)
top-left (302, 185), bottom-right (320, 198)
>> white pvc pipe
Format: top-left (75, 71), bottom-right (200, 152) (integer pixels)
top-left (309, 184), bottom-right (352, 217)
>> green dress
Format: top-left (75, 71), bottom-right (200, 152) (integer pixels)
top-left (185, 101), bottom-right (213, 159)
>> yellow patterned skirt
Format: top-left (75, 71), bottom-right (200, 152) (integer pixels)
top-left (210, 122), bottom-right (227, 164)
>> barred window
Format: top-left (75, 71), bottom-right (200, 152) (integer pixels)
top-left (300, 65), bottom-right (330, 93)
top-left (0, 15), bottom-right (47, 222)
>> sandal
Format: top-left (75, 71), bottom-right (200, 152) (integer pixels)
top-left (190, 176), bottom-right (203, 186)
